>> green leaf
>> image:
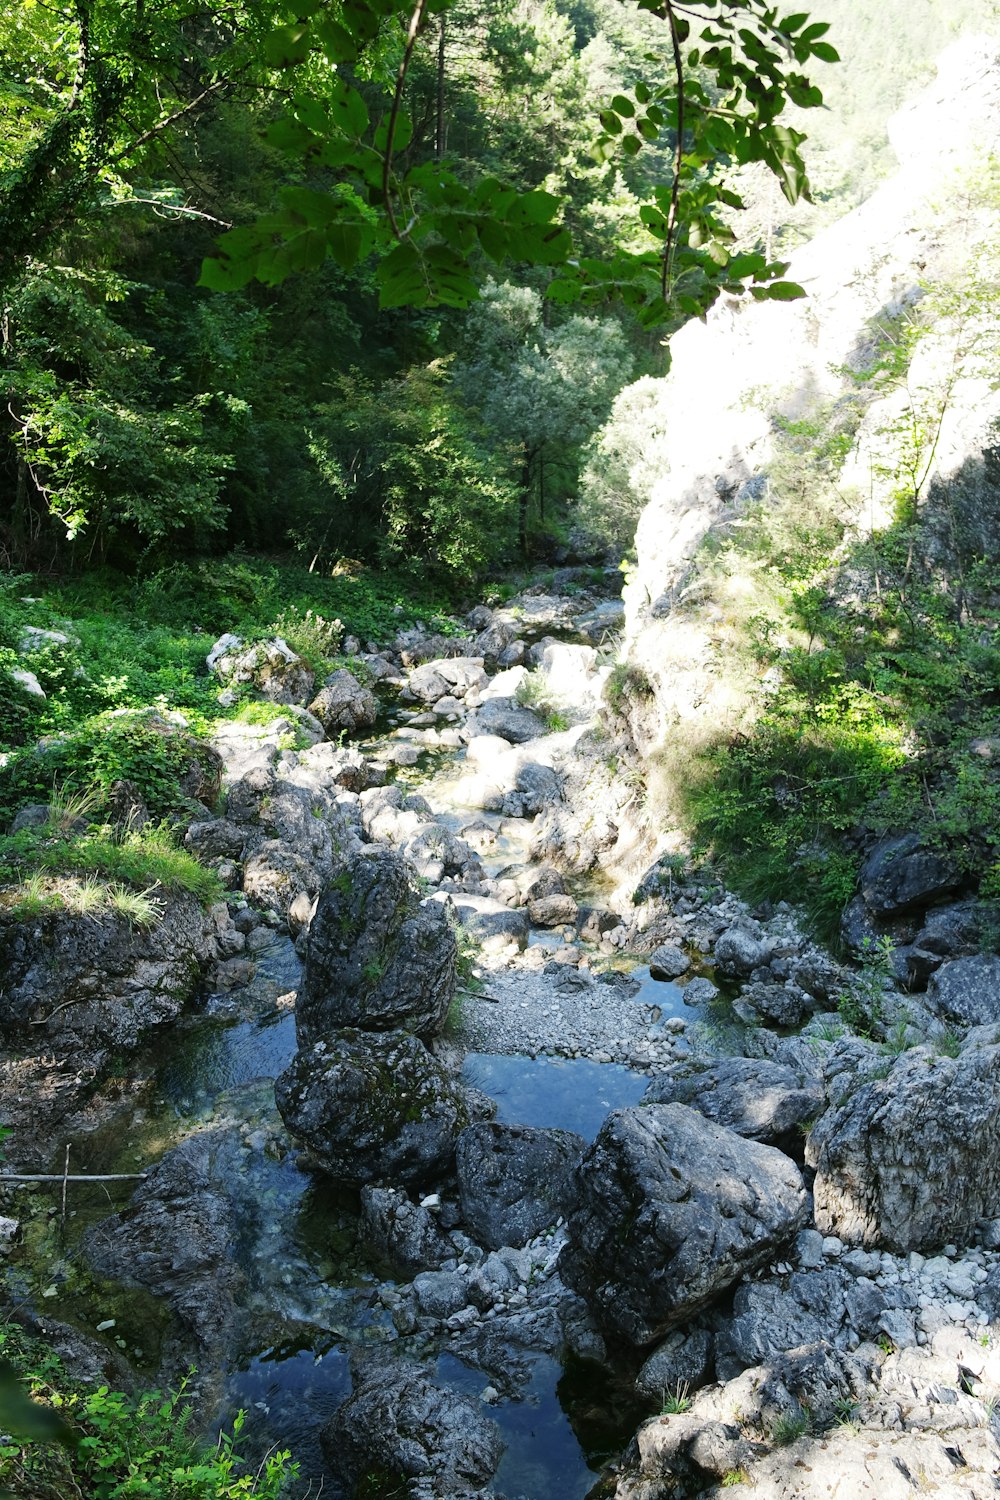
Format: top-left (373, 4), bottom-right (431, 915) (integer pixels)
top-left (610, 94), bottom-right (635, 118)
top-left (329, 79), bottom-right (369, 138)
top-left (760, 280), bottom-right (807, 300)
top-left (810, 41), bottom-right (840, 63)
top-left (0, 1360), bottom-right (79, 1446)
top-left (599, 110), bottom-right (623, 135)
top-left (263, 23), bottom-right (311, 68)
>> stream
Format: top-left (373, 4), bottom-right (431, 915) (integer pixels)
top-left (8, 623), bottom-right (735, 1499)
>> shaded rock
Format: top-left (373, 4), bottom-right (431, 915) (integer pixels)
top-left (299, 848), bottom-right (456, 1041)
top-left (840, 894), bottom-right (916, 959)
top-left (514, 762), bottom-right (561, 813)
top-left (242, 840), bottom-right (320, 917)
top-left (321, 1359), bottom-right (504, 1499)
top-left (456, 1122), bottom-right (585, 1250)
top-left (275, 1030), bottom-right (469, 1188)
top-left (808, 1026), bottom-right (1000, 1250)
top-left (635, 1328), bottom-right (714, 1401)
top-left (308, 668), bottom-right (379, 737)
top-left (0, 893), bottom-right (222, 1053)
top-left (559, 1104), bottom-right (808, 1347)
top-left (83, 1132), bottom-right (242, 1378)
top-left (641, 1058), bottom-right (822, 1146)
top-left (925, 954), bottom-right (1000, 1027)
top-left (413, 1270), bottom-right (469, 1319)
top-left (106, 778), bottom-right (152, 833)
top-left (648, 944), bottom-right (690, 981)
top-left (734, 981), bottom-right (811, 1029)
top-left (914, 900), bottom-right (980, 957)
top-left (714, 1278), bottom-right (839, 1380)
top-left (860, 833), bottom-right (962, 916)
top-left (184, 817), bottom-right (246, 862)
top-left (360, 1186), bottom-right (452, 1275)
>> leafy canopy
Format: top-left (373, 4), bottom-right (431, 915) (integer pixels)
top-left (200, 0), bottom-right (839, 325)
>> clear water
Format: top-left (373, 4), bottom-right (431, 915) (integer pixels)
top-left (461, 1053), bottom-right (649, 1141)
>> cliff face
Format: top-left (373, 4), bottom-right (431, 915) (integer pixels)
top-left (618, 34), bottom-right (1000, 773)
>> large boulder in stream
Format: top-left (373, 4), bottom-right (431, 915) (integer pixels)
top-left (275, 1029), bottom-right (470, 1188)
top-left (83, 1132), bottom-right (243, 1381)
top-left (298, 848), bottom-right (457, 1042)
top-left (808, 1026), bottom-right (1000, 1251)
top-left (308, 667), bottom-right (378, 738)
top-left (463, 696), bottom-right (546, 744)
top-left (322, 1358), bottom-right (504, 1499)
top-left (559, 1104), bottom-right (809, 1347)
top-left (456, 1122), bottom-right (585, 1250)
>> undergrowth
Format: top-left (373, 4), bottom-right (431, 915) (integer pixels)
top-left (0, 1325), bottom-right (296, 1499)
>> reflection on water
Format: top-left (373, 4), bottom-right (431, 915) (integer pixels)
top-left (461, 1053), bottom-right (648, 1141)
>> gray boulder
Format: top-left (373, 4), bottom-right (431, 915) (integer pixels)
top-left (860, 833), bottom-right (961, 916)
top-left (648, 944), bottom-right (691, 980)
top-left (808, 1026), bottom-right (1000, 1250)
top-left (274, 1030), bottom-right (470, 1188)
top-left (464, 696), bottom-right (545, 744)
top-left (0, 892), bottom-right (224, 1054)
top-left (321, 1359), bottom-right (504, 1499)
top-left (359, 1186), bottom-right (452, 1276)
top-left (515, 762), bottom-right (561, 813)
top-left (713, 1274), bottom-right (846, 1379)
top-left (635, 1328), bottom-right (714, 1400)
top-left (526, 893), bottom-right (578, 927)
top-left (456, 1122), bottom-right (585, 1249)
top-left (559, 1104), bottom-right (808, 1346)
top-left (713, 925), bottom-right (773, 978)
top-left (641, 1058), bottom-right (822, 1145)
top-left (925, 954), bottom-right (1000, 1026)
top-left (83, 1132), bottom-right (242, 1379)
top-left (209, 636), bottom-right (315, 705)
top-left (298, 848), bottom-right (457, 1041)
top-left (308, 667), bottom-right (378, 737)
top-left (733, 981), bottom-right (812, 1029)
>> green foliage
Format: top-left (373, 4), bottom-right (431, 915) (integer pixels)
top-left (203, 1), bottom-right (836, 325)
top-left (660, 1382), bottom-right (692, 1414)
top-left (838, 937), bottom-right (895, 1037)
top-left (0, 1327), bottom-right (295, 1499)
top-left (769, 1406), bottom-right (811, 1446)
top-left (0, 823), bottom-right (222, 906)
top-left (0, 711), bottom-right (217, 828)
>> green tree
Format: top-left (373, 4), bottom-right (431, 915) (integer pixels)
top-left (201, 0), bottom-right (838, 325)
top-left (455, 277), bottom-right (632, 549)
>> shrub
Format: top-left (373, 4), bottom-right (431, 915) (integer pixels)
top-left (0, 1326), bottom-right (296, 1499)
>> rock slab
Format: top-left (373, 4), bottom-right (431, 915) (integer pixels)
top-left (560, 1103), bottom-right (808, 1347)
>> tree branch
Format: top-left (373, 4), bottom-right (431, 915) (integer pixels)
top-left (382, 0), bottom-right (431, 241)
top-left (662, 1), bottom-right (685, 299)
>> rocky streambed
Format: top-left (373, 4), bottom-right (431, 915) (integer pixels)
top-left (2, 575), bottom-right (1000, 1499)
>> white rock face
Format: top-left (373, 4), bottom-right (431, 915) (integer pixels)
top-left (619, 34), bottom-right (1000, 746)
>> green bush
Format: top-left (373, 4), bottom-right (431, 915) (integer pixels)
top-left (0, 712), bottom-right (218, 828)
top-left (0, 1327), bottom-right (295, 1499)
